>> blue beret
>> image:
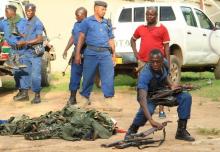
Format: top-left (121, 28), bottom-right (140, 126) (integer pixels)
top-left (94, 1), bottom-right (107, 8)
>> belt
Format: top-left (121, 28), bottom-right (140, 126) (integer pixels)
top-left (86, 45), bottom-right (109, 52)
top-left (11, 45), bottom-right (25, 50)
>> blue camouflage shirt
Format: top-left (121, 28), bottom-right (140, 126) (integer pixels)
top-left (137, 61), bottom-right (169, 92)
top-left (79, 15), bottom-right (114, 48)
top-left (0, 18), bottom-right (26, 47)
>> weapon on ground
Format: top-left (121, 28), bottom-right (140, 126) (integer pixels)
top-left (101, 121), bottom-right (171, 149)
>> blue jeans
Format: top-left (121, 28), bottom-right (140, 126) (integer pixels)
top-left (80, 48), bottom-right (114, 98)
top-left (132, 92), bottom-right (192, 126)
top-left (69, 62), bottom-right (83, 91)
top-left (14, 54), bottom-right (42, 93)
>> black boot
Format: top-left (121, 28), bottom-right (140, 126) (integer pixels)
top-left (67, 91), bottom-right (77, 105)
top-left (175, 119), bottom-right (195, 141)
top-left (31, 93), bottom-right (41, 104)
top-left (13, 89), bottom-right (29, 101)
top-left (13, 89), bottom-right (22, 100)
top-left (124, 124), bottom-right (139, 140)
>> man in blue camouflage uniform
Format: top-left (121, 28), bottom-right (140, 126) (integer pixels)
top-left (124, 49), bottom-right (195, 142)
top-left (13, 4), bottom-right (44, 104)
top-left (75, 1), bottom-right (115, 105)
top-left (63, 7), bottom-right (87, 105)
top-left (0, 5), bottom-right (27, 95)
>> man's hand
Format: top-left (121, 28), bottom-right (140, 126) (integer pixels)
top-left (74, 53), bottom-right (81, 64)
top-left (149, 119), bottom-right (164, 130)
top-left (63, 51), bottom-right (67, 60)
top-left (112, 53), bottom-right (116, 66)
top-left (17, 41), bottom-right (27, 47)
top-left (171, 83), bottom-right (181, 90)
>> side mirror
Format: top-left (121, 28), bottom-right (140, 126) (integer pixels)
top-left (215, 22), bottom-right (220, 29)
top-left (22, 0), bottom-right (30, 6)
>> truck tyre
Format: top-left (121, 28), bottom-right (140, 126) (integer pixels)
top-left (170, 55), bottom-right (181, 83)
top-left (41, 52), bottom-right (51, 87)
top-left (214, 59), bottom-right (220, 79)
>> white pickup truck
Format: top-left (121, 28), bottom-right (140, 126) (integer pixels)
top-left (113, 2), bottom-right (220, 83)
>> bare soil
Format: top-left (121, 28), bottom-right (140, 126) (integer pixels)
top-left (0, 89), bottom-right (220, 152)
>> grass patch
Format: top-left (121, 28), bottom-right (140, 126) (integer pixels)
top-left (197, 127), bottom-right (220, 136)
top-left (0, 78), bottom-right (16, 93)
top-left (181, 72), bottom-right (220, 101)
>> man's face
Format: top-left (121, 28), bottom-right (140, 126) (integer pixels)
top-left (75, 10), bottom-right (86, 22)
top-left (5, 9), bottom-right (14, 19)
top-left (146, 9), bottom-right (157, 25)
top-left (94, 6), bottom-right (106, 18)
top-left (25, 8), bottom-right (35, 19)
top-left (150, 55), bottom-right (163, 72)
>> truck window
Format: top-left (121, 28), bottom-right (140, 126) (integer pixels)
top-left (119, 8), bottom-right (132, 22)
top-left (181, 7), bottom-right (197, 27)
top-left (160, 6), bottom-right (175, 21)
top-left (195, 9), bottom-right (214, 30)
top-left (134, 7), bottom-right (145, 22)
top-left (9, 1), bottom-right (25, 18)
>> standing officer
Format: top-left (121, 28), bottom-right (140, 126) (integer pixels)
top-left (131, 7), bottom-right (170, 118)
top-left (124, 49), bottom-right (195, 142)
top-left (13, 4), bottom-right (44, 104)
top-left (0, 5), bottom-right (27, 96)
top-left (75, 1), bottom-right (115, 104)
top-left (63, 7), bottom-right (87, 105)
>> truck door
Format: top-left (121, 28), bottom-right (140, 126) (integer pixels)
top-left (194, 8), bottom-right (220, 64)
top-left (181, 6), bottom-right (204, 65)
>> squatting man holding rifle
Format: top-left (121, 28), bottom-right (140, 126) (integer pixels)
top-left (125, 49), bottom-right (195, 142)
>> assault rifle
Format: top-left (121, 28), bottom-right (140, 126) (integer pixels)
top-left (101, 121), bottom-right (171, 149)
top-left (149, 85), bottom-right (199, 107)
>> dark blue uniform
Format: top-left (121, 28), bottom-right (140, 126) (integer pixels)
top-left (15, 16), bottom-right (44, 93)
top-left (79, 15), bottom-right (114, 98)
top-left (132, 63), bottom-right (192, 126)
top-left (0, 18), bottom-right (26, 89)
top-left (69, 21), bottom-right (83, 91)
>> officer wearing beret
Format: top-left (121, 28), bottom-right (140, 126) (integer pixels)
top-left (75, 1), bottom-right (116, 105)
top-left (13, 3), bottom-right (45, 104)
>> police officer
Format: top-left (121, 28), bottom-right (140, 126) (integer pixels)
top-left (75, 1), bottom-right (115, 104)
top-left (124, 49), bottom-right (195, 142)
top-left (0, 5), bottom-right (27, 96)
top-left (63, 7), bottom-right (87, 105)
top-left (13, 4), bottom-right (44, 104)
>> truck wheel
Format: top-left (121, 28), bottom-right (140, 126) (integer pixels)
top-left (170, 55), bottom-right (181, 83)
top-left (41, 52), bottom-right (51, 87)
top-left (214, 60), bottom-right (220, 79)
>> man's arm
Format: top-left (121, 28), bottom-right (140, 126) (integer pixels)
top-left (130, 37), bottom-right (138, 60)
top-left (108, 38), bottom-right (116, 64)
top-left (63, 36), bottom-right (74, 59)
top-left (17, 35), bottom-right (43, 47)
top-left (74, 32), bottom-right (85, 64)
top-left (164, 43), bottom-right (170, 66)
top-left (137, 89), bottom-right (163, 129)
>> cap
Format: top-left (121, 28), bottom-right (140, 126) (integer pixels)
top-left (5, 5), bottom-right (17, 12)
top-left (25, 3), bottom-right (36, 10)
top-left (94, 1), bottom-right (107, 8)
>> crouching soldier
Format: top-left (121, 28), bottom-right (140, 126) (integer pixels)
top-left (125, 49), bottom-right (195, 142)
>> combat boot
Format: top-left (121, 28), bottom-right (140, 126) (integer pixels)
top-left (67, 91), bottom-right (77, 105)
top-left (13, 89), bottom-right (29, 101)
top-left (175, 119), bottom-right (195, 141)
top-left (13, 89), bottom-right (22, 100)
top-left (124, 124), bottom-right (139, 140)
top-left (31, 93), bottom-right (41, 104)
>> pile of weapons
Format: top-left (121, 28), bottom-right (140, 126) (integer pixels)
top-left (102, 121), bottom-right (171, 149)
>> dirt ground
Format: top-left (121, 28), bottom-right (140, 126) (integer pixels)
top-left (0, 89), bottom-right (220, 152)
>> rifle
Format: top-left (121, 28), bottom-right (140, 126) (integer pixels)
top-left (62, 52), bottom-right (75, 76)
top-left (149, 85), bottom-right (199, 107)
top-left (101, 121), bottom-right (171, 149)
